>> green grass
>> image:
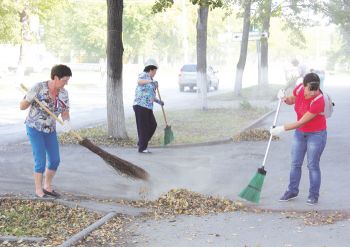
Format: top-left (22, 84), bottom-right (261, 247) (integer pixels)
top-left (208, 84), bottom-right (283, 101)
top-left (60, 105), bottom-right (270, 146)
top-left (59, 85), bottom-right (274, 146)
top-left (148, 107), bottom-right (269, 145)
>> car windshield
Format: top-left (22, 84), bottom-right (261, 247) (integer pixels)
top-left (181, 64), bottom-right (197, 72)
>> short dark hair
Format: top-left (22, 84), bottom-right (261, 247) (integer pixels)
top-left (51, 64), bottom-right (72, 80)
top-left (303, 72), bottom-right (320, 91)
top-left (144, 65), bottom-right (157, 72)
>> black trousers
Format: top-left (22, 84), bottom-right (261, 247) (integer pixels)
top-left (133, 105), bottom-right (157, 152)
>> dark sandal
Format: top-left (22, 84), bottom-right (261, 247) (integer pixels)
top-left (43, 189), bottom-right (61, 198)
top-left (35, 194), bottom-right (49, 198)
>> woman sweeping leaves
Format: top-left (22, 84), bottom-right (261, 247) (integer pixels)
top-left (20, 64), bottom-right (72, 198)
top-left (270, 72), bottom-right (327, 205)
top-left (133, 59), bottom-right (164, 153)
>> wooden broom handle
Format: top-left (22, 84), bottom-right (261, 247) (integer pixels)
top-left (156, 87), bottom-right (168, 126)
top-left (20, 84), bottom-right (83, 141)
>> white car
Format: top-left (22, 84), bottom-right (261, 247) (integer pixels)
top-left (178, 64), bottom-right (219, 92)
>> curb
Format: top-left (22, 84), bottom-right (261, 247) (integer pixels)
top-left (58, 211), bottom-right (117, 247)
top-left (0, 196), bottom-right (140, 246)
top-left (0, 236), bottom-right (44, 243)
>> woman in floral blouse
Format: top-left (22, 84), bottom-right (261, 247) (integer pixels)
top-left (133, 59), bottom-right (164, 153)
top-left (20, 64), bottom-right (72, 198)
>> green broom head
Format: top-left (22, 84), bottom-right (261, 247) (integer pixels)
top-left (239, 167), bottom-right (266, 203)
top-left (163, 125), bottom-right (174, 146)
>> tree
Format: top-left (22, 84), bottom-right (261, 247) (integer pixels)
top-left (234, 0), bottom-right (251, 96)
top-left (234, 0), bottom-right (323, 92)
top-left (257, 0), bottom-right (271, 88)
top-left (153, 0), bottom-right (223, 110)
top-left (42, 1), bottom-right (106, 62)
top-left (0, 0), bottom-right (61, 43)
top-left (196, 5), bottom-right (209, 109)
top-left (106, 0), bottom-right (128, 139)
top-left (324, 0), bottom-right (350, 67)
top-left (0, 1), bottom-right (21, 43)
top-left (123, 4), bottom-right (150, 63)
top-left (0, 0), bottom-right (64, 65)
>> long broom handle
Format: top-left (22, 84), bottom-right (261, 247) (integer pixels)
top-left (20, 84), bottom-right (83, 141)
top-left (156, 87), bottom-right (168, 126)
top-left (261, 98), bottom-right (283, 168)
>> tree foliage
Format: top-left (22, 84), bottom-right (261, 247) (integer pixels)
top-left (152, 0), bottom-right (223, 13)
top-left (0, 0), bottom-right (62, 43)
top-left (325, 0), bottom-right (350, 64)
top-left (276, 0), bottom-right (323, 48)
top-left (41, 1), bottom-right (106, 62)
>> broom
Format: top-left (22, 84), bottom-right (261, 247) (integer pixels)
top-left (156, 87), bottom-right (174, 145)
top-left (239, 98), bottom-right (283, 203)
top-left (20, 84), bottom-right (149, 180)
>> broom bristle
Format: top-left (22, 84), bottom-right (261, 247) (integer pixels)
top-left (79, 138), bottom-right (149, 180)
top-left (239, 168), bottom-right (266, 203)
top-left (164, 125), bottom-right (174, 146)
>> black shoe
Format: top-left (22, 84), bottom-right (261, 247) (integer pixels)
top-left (35, 194), bottom-right (49, 199)
top-left (43, 189), bottom-right (61, 198)
top-left (279, 191), bottom-right (298, 202)
top-left (306, 197), bottom-right (318, 205)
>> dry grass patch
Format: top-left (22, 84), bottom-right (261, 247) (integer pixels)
top-left (59, 106), bottom-right (269, 146)
top-left (0, 198), bottom-right (101, 246)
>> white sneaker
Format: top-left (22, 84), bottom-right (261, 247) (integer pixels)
top-left (139, 149), bottom-right (151, 153)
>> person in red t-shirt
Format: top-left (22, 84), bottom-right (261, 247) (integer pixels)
top-left (270, 72), bottom-right (327, 205)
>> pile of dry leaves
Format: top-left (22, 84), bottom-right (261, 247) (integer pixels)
top-left (233, 128), bottom-right (279, 142)
top-left (124, 188), bottom-right (244, 218)
top-left (282, 210), bottom-right (349, 226)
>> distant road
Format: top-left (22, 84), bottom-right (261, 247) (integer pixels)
top-left (0, 68), bottom-right (231, 145)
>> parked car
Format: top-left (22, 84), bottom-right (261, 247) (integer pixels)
top-left (178, 64), bottom-right (219, 92)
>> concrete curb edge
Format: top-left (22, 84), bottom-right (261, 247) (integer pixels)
top-left (58, 211), bottom-right (117, 247)
top-left (0, 236), bottom-right (45, 243)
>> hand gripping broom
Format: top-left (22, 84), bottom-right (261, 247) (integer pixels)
top-left (156, 87), bottom-right (174, 145)
top-left (239, 98), bottom-right (283, 203)
top-left (20, 84), bottom-right (149, 180)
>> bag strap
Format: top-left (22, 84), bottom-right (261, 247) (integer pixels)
top-left (310, 94), bottom-right (323, 106)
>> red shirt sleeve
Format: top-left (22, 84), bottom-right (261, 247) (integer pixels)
top-left (309, 95), bottom-right (325, 114)
top-left (293, 83), bottom-right (303, 97)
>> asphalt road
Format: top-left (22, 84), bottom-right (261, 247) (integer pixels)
top-left (1, 70), bottom-right (349, 247)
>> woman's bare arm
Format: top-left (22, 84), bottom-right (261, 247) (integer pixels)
top-left (20, 98), bottom-right (31, 110)
top-left (284, 111), bottom-right (317, 131)
top-left (61, 110), bottom-right (70, 121)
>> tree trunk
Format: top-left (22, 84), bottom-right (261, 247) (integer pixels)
top-left (18, 9), bottom-right (29, 66)
top-left (196, 5), bottom-right (208, 110)
top-left (259, 0), bottom-right (272, 88)
top-left (234, 0), bottom-right (251, 96)
top-left (181, 0), bottom-right (189, 63)
top-left (15, 9), bottom-right (29, 80)
top-left (106, 0), bottom-right (128, 139)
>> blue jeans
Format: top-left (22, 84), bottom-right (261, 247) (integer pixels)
top-left (287, 129), bottom-right (327, 199)
top-left (26, 126), bottom-right (60, 173)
